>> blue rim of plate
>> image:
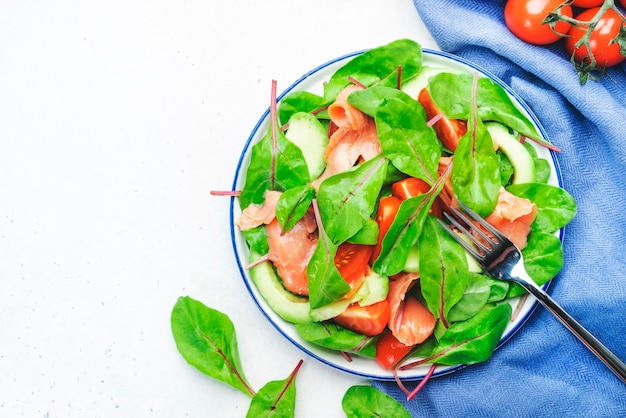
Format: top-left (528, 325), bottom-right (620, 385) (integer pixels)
top-left (229, 47), bottom-right (564, 381)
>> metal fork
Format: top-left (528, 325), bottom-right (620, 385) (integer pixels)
top-left (439, 202), bottom-right (626, 384)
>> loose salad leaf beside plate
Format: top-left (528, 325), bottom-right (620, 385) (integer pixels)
top-left (230, 39), bottom-right (576, 381)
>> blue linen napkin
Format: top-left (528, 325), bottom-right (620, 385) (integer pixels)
top-left (374, 1), bottom-right (626, 416)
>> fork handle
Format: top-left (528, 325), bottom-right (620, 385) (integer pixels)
top-left (520, 280), bottom-right (626, 384)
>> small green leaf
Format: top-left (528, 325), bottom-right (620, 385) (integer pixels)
top-left (342, 385), bottom-right (412, 418)
top-left (347, 86), bottom-right (424, 118)
top-left (239, 120), bottom-right (310, 209)
top-left (242, 226), bottom-right (269, 256)
top-left (307, 203), bottom-right (351, 309)
top-left (372, 193), bottom-right (432, 276)
top-left (452, 114), bottom-right (500, 218)
top-left (427, 303), bottom-right (512, 366)
top-left (428, 73), bottom-right (542, 141)
top-left (246, 360), bottom-right (302, 418)
top-left (347, 218), bottom-right (379, 245)
top-left (324, 39), bottom-right (423, 104)
top-left (376, 98), bottom-right (441, 184)
top-left (486, 276), bottom-right (510, 303)
top-left (317, 156), bottom-right (388, 245)
top-left (373, 165), bottom-right (450, 276)
top-left (276, 185), bottom-right (315, 233)
top-left (419, 215), bottom-right (469, 324)
top-left (295, 322), bottom-right (376, 357)
top-left (447, 272), bottom-right (491, 323)
top-left (170, 296), bottom-right (254, 397)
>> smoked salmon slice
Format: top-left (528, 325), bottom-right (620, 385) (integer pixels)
top-left (485, 187), bottom-right (536, 250)
top-left (387, 273), bottom-right (436, 346)
top-left (266, 214), bottom-right (318, 296)
top-left (235, 190), bottom-right (282, 231)
top-left (312, 85), bottom-right (382, 188)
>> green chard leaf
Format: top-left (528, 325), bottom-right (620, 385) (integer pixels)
top-left (372, 163), bottom-right (451, 276)
top-left (506, 182), bottom-right (577, 233)
top-left (452, 105), bottom-right (500, 218)
top-left (278, 90), bottom-right (324, 125)
top-left (342, 385), bottom-right (412, 418)
top-left (295, 322), bottom-right (376, 358)
top-left (418, 215), bottom-right (469, 326)
top-left (347, 85), bottom-right (425, 118)
top-left (372, 193), bottom-right (433, 276)
top-left (376, 98), bottom-right (442, 184)
top-left (242, 225), bottom-right (269, 256)
top-left (347, 218), bottom-right (379, 245)
top-left (170, 296), bottom-right (254, 397)
top-left (427, 303), bottom-right (512, 366)
top-left (275, 185), bottom-right (315, 233)
top-left (427, 72), bottom-right (542, 142)
top-left (486, 276), bottom-right (510, 303)
top-left (317, 155), bottom-right (388, 245)
top-left (324, 39), bottom-right (423, 104)
top-left (239, 119), bottom-right (310, 209)
top-left (446, 272), bottom-right (491, 323)
top-left (307, 199), bottom-right (351, 309)
top-left (246, 360), bottom-right (302, 418)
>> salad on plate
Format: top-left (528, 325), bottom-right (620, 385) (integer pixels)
top-left (230, 39), bottom-right (577, 384)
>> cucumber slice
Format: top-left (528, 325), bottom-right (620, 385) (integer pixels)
top-left (486, 122), bottom-right (536, 184)
top-left (285, 112), bottom-right (329, 181)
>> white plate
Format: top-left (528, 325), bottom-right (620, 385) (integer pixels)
top-left (230, 48), bottom-right (563, 381)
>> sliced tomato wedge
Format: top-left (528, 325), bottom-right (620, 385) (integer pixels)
top-left (334, 242), bottom-right (373, 299)
top-left (375, 330), bottom-right (414, 370)
top-left (371, 195), bottom-right (401, 263)
top-left (391, 177), bottom-right (431, 200)
top-left (418, 88), bottom-right (467, 152)
top-left (333, 299), bottom-right (390, 337)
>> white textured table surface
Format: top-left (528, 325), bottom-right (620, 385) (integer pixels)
top-left (0, 1), bottom-right (437, 417)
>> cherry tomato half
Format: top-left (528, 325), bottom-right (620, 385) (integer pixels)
top-left (565, 7), bottom-right (626, 68)
top-left (391, 177), bottom-right (431, 201)
top-left (334, 299), bottom-right (390, 337)
top-left (571, 0), bottom-right (604, 6)
top-left (371, 195), bottom-right (401, 262)
top-left (504, 0), bottom-right (573, 45)
top-left (375, 331), bottom-right (414, 370)
top-left (334, 242), bottom-right (372, 299)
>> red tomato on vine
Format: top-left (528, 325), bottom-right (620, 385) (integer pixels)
top-left (564, 7), bottom-right (626, 69)
top-left (572, 0), bottom-right (604, 7)
top-left (504, 0), bottom-right (573, 45)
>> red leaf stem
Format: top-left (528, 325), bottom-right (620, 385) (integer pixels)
top-left (347, 76), bottom-right (367, 89)
top-left (210, 190), bottom-right (241, 197)
top-left (270, 359), bottom-right (304, 411)
top-left (407, 364), bottom-right (437, 400)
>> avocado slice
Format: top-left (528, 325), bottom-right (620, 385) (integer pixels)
top-left (248, 252), bottom-right (312, 324)
top-left (285, 112), bottom-right (329, 181)
top-left (486, 122), bottom-right (536, 184)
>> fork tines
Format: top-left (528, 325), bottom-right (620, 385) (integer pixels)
top-left (438, 202), bottom-right (504, 260)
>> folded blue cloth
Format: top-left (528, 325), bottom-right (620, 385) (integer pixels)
top-left (374, 1), bottom-right (626, 416)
